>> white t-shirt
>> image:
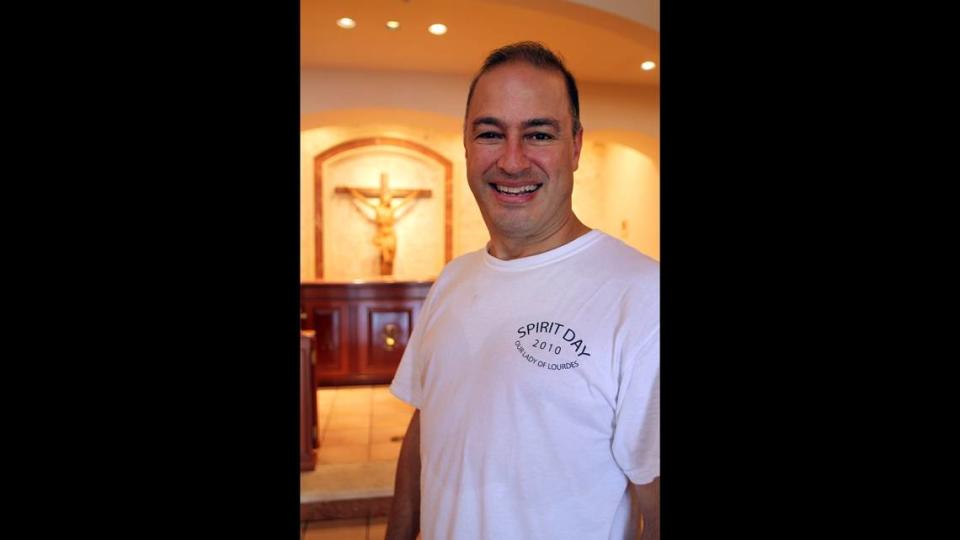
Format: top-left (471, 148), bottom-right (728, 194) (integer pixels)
top-left (390, 230), bottom-right (660, 540)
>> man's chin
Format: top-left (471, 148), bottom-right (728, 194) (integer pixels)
top-left (487, 216), bottom-right (543, 239)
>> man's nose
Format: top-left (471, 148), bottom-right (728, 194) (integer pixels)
top-left (497, 137), bottom-right (530, 175)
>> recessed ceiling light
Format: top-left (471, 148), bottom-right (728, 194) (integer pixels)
top-left (428, 23), bottom-right (447, 35)
top-left (386, 20), bottom-right (400, 30)
top-left (641, 61), bottom-right (656, 71)
top-left (336, 17), bottom-right (356, 29)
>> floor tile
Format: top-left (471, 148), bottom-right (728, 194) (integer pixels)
top-left (370, 442), bottom-right (402, 462)
top-left (317, 444), bottom-right (369, 465)
top-left (322, 427), bottom-right (371, 446)
top-left (303, 518), bottom-right (367, 540)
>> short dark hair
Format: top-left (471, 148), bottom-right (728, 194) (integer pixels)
top-left (465, 41), bottom-right (582, 135)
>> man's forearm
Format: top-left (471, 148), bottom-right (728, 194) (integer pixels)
top-left (633, 477), bottom-right (660, 540)
top-left (385, 410), bottom-right (421, 540)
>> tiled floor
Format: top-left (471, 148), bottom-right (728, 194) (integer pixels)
top-left (301, 385), bottom-right (415, 538)
top-left (302, 516), bottom-right (388, 540)
top-left (314, 385), bottom-right (414, 466)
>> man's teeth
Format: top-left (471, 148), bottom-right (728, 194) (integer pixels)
top-left (494, 184), bottom-right (540, 194)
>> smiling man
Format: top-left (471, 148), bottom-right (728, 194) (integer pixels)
top-left (387, 42), bottom-right (660, 540)
top-left (465, 56), bottom-right (588, 258)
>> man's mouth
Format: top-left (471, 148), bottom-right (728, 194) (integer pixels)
top-left (490, 183), bottom-right (542, 196)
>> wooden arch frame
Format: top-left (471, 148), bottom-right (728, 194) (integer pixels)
top-left (314, 137), bottom-right (453, 280)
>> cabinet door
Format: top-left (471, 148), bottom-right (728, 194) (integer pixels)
top-left (355, 300), bottom-right (421, 380)
top-left (303, 301), bottom-right (351, 386)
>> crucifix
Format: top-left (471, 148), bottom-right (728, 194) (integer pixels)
top-left (335, 172), bottom-right (432, 276)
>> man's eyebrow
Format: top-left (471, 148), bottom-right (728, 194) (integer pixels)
top-left (523, 118), bottom-right (560, 130)
top-left (470, 117), bottom-right (561, 131)
top-left (471, 117), bottom-right (504, 130)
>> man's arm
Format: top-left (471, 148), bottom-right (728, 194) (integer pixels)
top-left (632, 476), bottom-right (660, 540)
top-left (385, 410), bottom-right (421, 540)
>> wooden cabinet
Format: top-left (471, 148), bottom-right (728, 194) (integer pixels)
top-left (300, 331), bottom-right (318, 471)
top-left (301, 281), bottom-right (432, 387)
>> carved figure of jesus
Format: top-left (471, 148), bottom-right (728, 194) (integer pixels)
top-left (348, 173), bottom-right (426, 275)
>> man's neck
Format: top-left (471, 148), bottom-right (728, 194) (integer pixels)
top-left (487, 217), bottom-right (592, 260)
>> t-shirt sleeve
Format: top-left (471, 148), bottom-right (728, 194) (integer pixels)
top-left (389, 330), bottom-right (423, 409)
top-left (611, 327), bottom-right (660, 485)
top-left (389, 284), bottom-right (439, 409)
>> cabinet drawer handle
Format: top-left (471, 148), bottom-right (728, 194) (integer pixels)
top-left (382, 323), bottom-right (400, 351)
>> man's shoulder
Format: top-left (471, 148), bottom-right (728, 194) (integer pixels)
top-left (428, 248), bottom-right (486, 290)
top-left (587, 231), bottom-right (659, 282)
top-left (439, 248), bottom-right (485, 275)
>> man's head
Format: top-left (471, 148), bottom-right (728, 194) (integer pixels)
top-left (465, 42), bottom-right (582, 137)
top-left (463, 42), bottom-right (586, 255)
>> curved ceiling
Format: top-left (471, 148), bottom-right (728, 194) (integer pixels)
top-left (301, 0), bottom-right (659, 86)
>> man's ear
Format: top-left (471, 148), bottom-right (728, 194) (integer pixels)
top-left (572, 126), bottom-right (584, 172)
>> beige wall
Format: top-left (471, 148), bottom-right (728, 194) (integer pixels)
top-left (569, 140), bottom-right (659, 261)
top-left (601, 143), bottom-right (660, 259)
top-left (301, 68), bottom-right (659, 281)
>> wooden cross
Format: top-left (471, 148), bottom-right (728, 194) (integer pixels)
top-left (334, 173), bottom-right (432, 201)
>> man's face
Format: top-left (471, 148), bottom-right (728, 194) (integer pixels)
top-left (464, 62), bottom-right (583, 243)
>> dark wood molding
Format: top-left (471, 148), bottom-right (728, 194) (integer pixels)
top-left (300, 497), bottom-right (393, 521)
top-left (313, 137), bottom-right (454, 279)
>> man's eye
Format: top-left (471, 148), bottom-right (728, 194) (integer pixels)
top-left (476, 132), bottom-right (503, 139)
top-left (527, 132), bottom-right (554, 141)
